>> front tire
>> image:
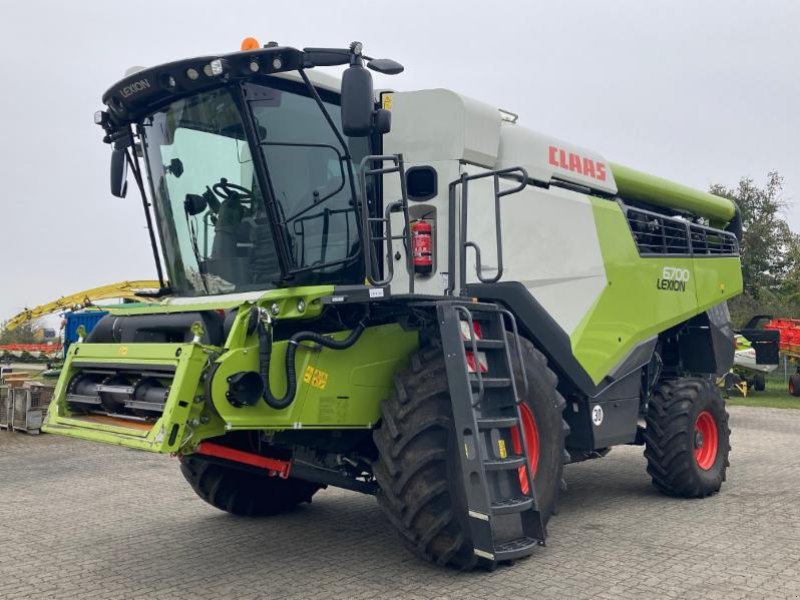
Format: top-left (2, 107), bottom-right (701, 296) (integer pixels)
top-left (180, 455), bottom-right (322, 516)
top-left (644, 378), bottom-right (731, 498)
top-left (372, 338), bottom-right (567, 570)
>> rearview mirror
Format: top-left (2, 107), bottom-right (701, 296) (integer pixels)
top-left (184, 194), bottom-right (208, 216)
top-left (341, 63), bottom-right (374, 137)
top-left (166, 158), bottom-right (184, 178)
top-left (110, 148), bottom-right (128, 198)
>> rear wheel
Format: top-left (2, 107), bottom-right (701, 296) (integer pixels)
top-left (644, 377), bottom-right (730, 497)
top-left (753, 373), bottom-right (766, 392)
top-left (180, 455), bottom-right (322, 516)
top-left (789, 374), bottom-right (800, 397)
top-left (372, 337), bottom-right (567, 570)
top-left (721, 372), bottom-right (738, 397)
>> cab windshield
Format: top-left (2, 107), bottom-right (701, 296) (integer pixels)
top-left (140, 79), bottom-right (368, 296)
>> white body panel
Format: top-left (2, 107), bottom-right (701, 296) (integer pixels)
top-left (160, 290), bottom-right (265, 306)
top-left (382, 88), bottom-right (612, 336)
top-left (380, 158), bottom-right (462, 296)
top-left (384, 89), bottom-right (501, 167)
top-left (496, 122), bottom-right (617, 194)
top-left (463, 173), bottom-right (608, 336)
top-left (734, 348), bottom-right (778, 373)
top-left (275, 70), bottom-right (342, 93)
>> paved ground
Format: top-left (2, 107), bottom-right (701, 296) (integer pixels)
top-left (1, 406), bottom-right (799, 600)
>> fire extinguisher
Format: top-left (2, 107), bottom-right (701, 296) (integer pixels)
top-left (411, 218), bottom-right (433, 274)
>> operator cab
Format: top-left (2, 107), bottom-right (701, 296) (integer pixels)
top-left (96, 41), bottom-right (401, 297)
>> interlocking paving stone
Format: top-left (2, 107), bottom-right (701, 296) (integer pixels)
top-left (0, 406), bottom-right (798, 599)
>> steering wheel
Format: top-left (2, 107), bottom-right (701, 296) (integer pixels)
top-left (212, 178), bottom-right (253, 202)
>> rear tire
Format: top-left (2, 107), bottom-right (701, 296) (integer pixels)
top-left (721, 372), bottom-right (737, 397)
top-left (789, 374), bottom-right (800, 397)
top-left (644, 378), bottom-right (730, 498)
top-left (372, 337), bottom-right (567, 570)
top-left (753, 373), bottom-right (766, 392)
top-left (180, 455), bottom-right (322, 517)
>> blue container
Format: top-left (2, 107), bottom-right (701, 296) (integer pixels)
top-left (64, 310), bottom-right (108, 352)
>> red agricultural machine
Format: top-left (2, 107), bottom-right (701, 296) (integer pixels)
top-left (762, 318), bottom-right (800, 396)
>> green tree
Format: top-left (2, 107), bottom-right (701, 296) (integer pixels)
top-left (710, 171), bottom-right (799, 325)
top-left (710, 171), bottom-right (793, 298)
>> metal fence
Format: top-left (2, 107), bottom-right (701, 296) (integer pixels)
top-left (768, 354), bottom-right (798, 385)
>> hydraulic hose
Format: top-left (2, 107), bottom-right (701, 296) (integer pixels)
top-left (258, 317), bottom-right (367, 409)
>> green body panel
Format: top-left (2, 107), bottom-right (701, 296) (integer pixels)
top-left (43, 285), bottom-right (419, 453)
top-left (210, 324), bottom-right (417, 431)
top-left (43, 342), bottom-right (225, 452)
top-left (611, 162), bottom-right (736, 223)
top-left (571, 198), bottom-right (743, 384)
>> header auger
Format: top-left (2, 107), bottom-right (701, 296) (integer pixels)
top-left (43, 37), bottom-right (741, 569)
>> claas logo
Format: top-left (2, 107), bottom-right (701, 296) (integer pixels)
top-left (548, 145), bottom-right (607, 182)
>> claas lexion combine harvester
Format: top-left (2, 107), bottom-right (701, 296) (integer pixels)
top-left (43, 38), bottom-right (744, 569)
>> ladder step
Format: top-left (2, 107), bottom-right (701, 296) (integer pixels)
top-left (437, 301), bottom-right (548, 556)
top-left (477, 417), bottom-right (519, 430)
top-left (484, 456), bottom-right (526, 471)
top-left (494, 536), bottom-right (541, 561)
top-left (469, 376), bottom-right (512, 388)
top-left (464, 339), bottom-right (505, 350)
top-left (491, 496), bottom-right (533, 515)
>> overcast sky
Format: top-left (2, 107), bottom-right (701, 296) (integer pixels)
top-left (1, 0), bottom-right (798, 323)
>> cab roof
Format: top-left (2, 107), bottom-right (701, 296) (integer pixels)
top-left (102, 45), bottom-right (309, 125)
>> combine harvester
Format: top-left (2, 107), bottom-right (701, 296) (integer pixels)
top-left (42, 38), bottom-right (743, 569)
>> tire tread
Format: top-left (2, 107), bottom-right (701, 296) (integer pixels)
top-left (644, 377), bottom-right (731, 498)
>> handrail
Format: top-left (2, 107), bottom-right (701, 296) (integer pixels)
top-left (447, 167), bottom-right (529, 296)
top-left (499, 308), bottom-right (528, 397)
top-left (358, 154), bottom-right (413, 291)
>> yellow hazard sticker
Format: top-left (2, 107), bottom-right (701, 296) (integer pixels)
top-left (303, 366), bottom-right (329, 390)
top-left (382, 94), bottom-right (392, 110)
top-left (498, 439), bottom-right (507, 459)
top-left (118, 346), bottom-right (129, 357)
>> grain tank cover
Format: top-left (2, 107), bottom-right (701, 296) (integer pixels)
top-left (383, 89), bottom-right (502, 167)
top-left (610, 163), bottom-right (736, 223)
top-left (496, 123), bottom-right (618, 195)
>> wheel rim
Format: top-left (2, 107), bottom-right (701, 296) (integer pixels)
top-left (790, 381), bottom-right (796, 395)
top-left (511, 403), bottom-right (540, 495)
top-left (694, 410), bottom-right (719, 470)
